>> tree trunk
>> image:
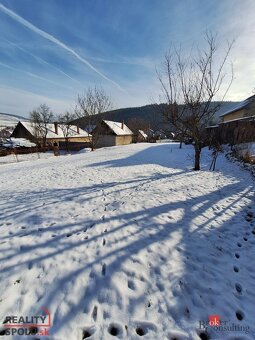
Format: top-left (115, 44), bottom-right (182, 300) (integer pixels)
top-left (179, 140), bottom-right (183, 149)
top-left (43, 136), bottom-right (47, 150)
top-left (194, 146), bottom-right (201, 171)
top-left (65, 139), bottom-right (69, 153)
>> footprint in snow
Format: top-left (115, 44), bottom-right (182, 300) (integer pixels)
top-left (108, 323), bottom-right (123, 337)
top-left (82, 326), bottom-right (96, 339)
top-left (102, 238), bottom-right (106, 246)
top-left (127, 279), bottom-right (135, 290)
top-left (102, 263), bottom-right (106, 276)
top-left (235, 283), bottom-right (242, 294)
top-left (156, 281), bottom-right (164, 292)
top-left (245, 213), bottom-right (253, 222)
top-left (154, 267), bottom-right (161, 275)
top-left (134, 322), bottom-right (157, 337)
top-left (236, 310), bottom-right (244, 321)
top-left (235, 253), bottom-right (240, 259)
top-left (91, 305), bottom-right (98, 322)
top-left (233, 266), bottom-right (239, 273)
top-left (198, 331), bottom-right (210, 340)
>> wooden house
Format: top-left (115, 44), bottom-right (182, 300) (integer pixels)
top-left (11, 121), bottom-right (91, 149)
top-left (136, 130), bottom-right (148, 142)
top-left (93, 120), bottom-right (133, 148)
top-left (220, 95), bottom-right (255, 122)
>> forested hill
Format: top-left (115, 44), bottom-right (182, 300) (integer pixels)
top-left (73, 101), bottom-right (239, 131)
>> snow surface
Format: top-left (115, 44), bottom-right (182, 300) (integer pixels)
top-left (0, 143), bottom-right (254, 340)
top-left (0, 152), bottom-right (55, 166)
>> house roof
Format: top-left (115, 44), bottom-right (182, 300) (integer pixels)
top-left (18, 121), bottom-right (90, 139)
top-left (138, 130), bottom-right (147, 138)
top-left (102, 120), bottom-right (133, 136)
top-left (220, 114), bottom-right (255, 124)
top-left (220, 95), bottom-right (255, 117)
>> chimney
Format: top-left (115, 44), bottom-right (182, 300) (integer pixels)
top-left (121, 120), bottom-right (124, 130)
top-left (76, 125), bottom-right (80, 134)
top-left (54, 122), bottom-right (58, 135)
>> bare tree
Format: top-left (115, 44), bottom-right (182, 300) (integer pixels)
top-left (58, 111), bottom-right (77, 152)
top-left (75, 86), bottom-right (113, 150)
top-left (157, 32), bottom-right (234, 170)
top-left (30, 104), bottom-right (54, 148)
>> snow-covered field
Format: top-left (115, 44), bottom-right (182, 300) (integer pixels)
top-left (0, 151), bottom-right (55, 166)
top-left (0, 143), bottom-right (254, 340)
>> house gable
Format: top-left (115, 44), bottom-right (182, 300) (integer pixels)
top-left (11, 122), bottom-right (35, 142)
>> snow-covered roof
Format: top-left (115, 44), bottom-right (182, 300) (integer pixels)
top-left (18, 121), bottom-right (90, 139)
top-left (103, 120), bottom-right (133, 135)
top-left (206, 124), bottom-right (219, 129)
top-left (220, 95), bottom-right (255, 117)
top-left (138, 130), bottom-right (147, 138)
top-left (220, 114), bottom-right (255, 124)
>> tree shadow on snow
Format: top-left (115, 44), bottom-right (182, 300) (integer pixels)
top-left (0, 145), bottom-right (254, 339)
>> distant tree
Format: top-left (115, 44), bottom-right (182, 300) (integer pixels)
top-left (30, 104), bottom-right (54, 148)
top-left (157, 32), bottom-right (234, 170)
top-left (75, 86), bottom-right (113, 150)
top-left (58, 111), bottom-right (76, 152)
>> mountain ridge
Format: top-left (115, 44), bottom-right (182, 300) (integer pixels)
top-left (73, 101), bottom-right (240, 131)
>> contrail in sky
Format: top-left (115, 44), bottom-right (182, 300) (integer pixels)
top-left (0, 3), bottom-right (126, 92)
top-left (4, 38), bottom-right (81, 85)
top-left (0, 60), bottom-right (73, 89)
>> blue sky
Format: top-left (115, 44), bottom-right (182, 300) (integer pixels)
top-left (0, 0), bottom-right (254, 116)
